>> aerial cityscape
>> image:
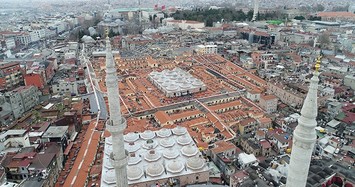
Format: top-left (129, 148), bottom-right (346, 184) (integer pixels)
top-left (0, 0), bottom-right (354, 187)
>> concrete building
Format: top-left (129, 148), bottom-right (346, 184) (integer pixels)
top-left (0, 94), bottom-right (14, 126)
top-left (237, 153), bottom-right (257, 169)
top-left (196, 45), bottom-right (218, 54)
top-left (41, 126), bottom-right (69, 155)
top-left (344, 74), bottom-right (355, 90)
top-left (0, 130), bottom-right (30, 152)
top-left (148, 68), bottom-right (207, 97)
top-left (101, 127), bottom-right (210, 187)
top-left (165, 20), bottom-right (205, 30)
top-left (4, 86), bottom-right (40, 119)
top-left (259, 94), bottom-right (278, 114)
top-left (51, 78), bottom-right (80, 95)
top-left (0, 62), bottom-right (23, 92)
top-left (286, 58), bottom-right (321, 187)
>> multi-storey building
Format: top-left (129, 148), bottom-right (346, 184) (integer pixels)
top-left (4, 86), bottom-right (40, 119)
top-left (0, 62), bottom-right (23, 92)
top-left (259, 94), bottom-right (278, 114)
top-left (0, 130), bottom-right (30, 152)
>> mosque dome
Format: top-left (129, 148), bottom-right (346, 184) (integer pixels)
top-left (142, 139), bottom-right (158, 149)
top-left (104, 157), bottom-right (113, 169)
top-left (146, 163), bottom-right (164, 177)
top-left (128, 155), bottom-right (142, 165)
top-left (181, 144), bottom-right (199, 157)
top-left (163, 148), bottom-right (180, 159)
top-left (144, 150), bottom-right (161, 162)
top-left (140, 130), bottom-right (155, 140)
top-left (156, 128), bottom-right (172, 138)
top-left (186, 156), bottom-right (205, 170)
top-left (126, 142), bottom-right (140, 153)
top-left (124, 132), bottom-right (139, 142)
top-left (104, 145), bottom-right (112, 155)
top-left (127, 166), bottom-right (144, 181)
top-left (106, 136), bottom-right (112, 145)
top-left (166, 160), bottom-right (184, 174)
top-left (160, 138), bottom-right (175, 148)
top-left (177, 135), bottom-right (192, 145)
top-left (172, 126), bottom-right (187, 135)
top-left (103, 169), bottom-right (116, 184)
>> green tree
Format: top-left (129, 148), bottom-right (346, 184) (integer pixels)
top-left (319, 32), bottom-right (330, 48)
top-left (294, 16), bottom-right (305, 20)
top-left (315, 4), bottom-right (325, 11)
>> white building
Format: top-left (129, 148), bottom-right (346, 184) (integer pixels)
top-left (52, 79), bottom-right (80, 95)
top-left (101, 127), bottom-right (210, 187)
top-left (238, 153), bottom-right (258, 169)
top-left (165, 20), bottom-right (205, 30)
top-left (196, 45), bottom-right (218, 54)
top-left (148, 68), bottom-right (207, 97)
top-left (0, 130), bottom-right (31, 152)
top-left (344, 74), bottom-right (355, 90)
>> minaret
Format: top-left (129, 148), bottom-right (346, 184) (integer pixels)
top-left (286, 56), bottom-right (322, 187)
top-left (105, 30), bottom-right (129, 187)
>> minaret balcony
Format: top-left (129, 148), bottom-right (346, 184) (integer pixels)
top-left (110, 150), bottom-right (129, 168)
top-left (106, 118), bottom-right (127, 134)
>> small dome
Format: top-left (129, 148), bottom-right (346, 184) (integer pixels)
top-left (160, 138), bottom-right (175, 148)
top-left (186, 156), bottom-right (205, 170)
top-left (144, 150), bottom-right (161, 162)
top-left (181, 145), bottom-right (198, 157)
top-left (172, 126), bottom-right (187, 135)
top-left (126, 142), bottom-right (140, 153)
top-left (106, 136), bottom-right (112, 145)
top-left (156, 128), bottom-right (172, 138)
top-left (166, 160), bottom-right (184, 174)
top-left (104, 157), bottom-right (113, 169)
top-left (163, 148), bottom-right (180, 159)
top-left (166, 85), bottom-right (178, 91)
top-left (124, 132), bottom-right (139, 142)
top-left (128, 155), bottom-right (142, 165)
top-left (146, 163), bottom-right (164, 177)
top-left (177, 135), bottom-right (192, 145)
top-left (103, 169), bottom-right (116, 184)
top-left (127, 166), bottom-right (144, 181)
top-left (140, 130), bottom-right (155, 140)
top-left (142, 139), bottom-right (158, 149)
top-left (104, 145), bottom-right (112, 155)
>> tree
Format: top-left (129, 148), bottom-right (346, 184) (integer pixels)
top-left (309, 15), bottom-right (321, 21)
top-left (315, 4), bottom-right (325, 11)
top-left (318, 32), bottom-right (330, 49)
top-left (294, 16), bottom-right (305, 20)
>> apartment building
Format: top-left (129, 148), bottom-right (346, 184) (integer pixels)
top-left (196, 45), bottom-right (218, 54)
top-left (0, 130), bottom-right (30, 152)
top-left (4, 86), bottom-right (40, 119)
top-left (259, 94), bottom-right (278, 114)
top-left (0, 62), bottom-right (23, 91)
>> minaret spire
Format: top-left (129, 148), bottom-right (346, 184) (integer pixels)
top-left (286, 56), bottom-right (322, 187)
top-left (105, 31), bottom-right (128, 187)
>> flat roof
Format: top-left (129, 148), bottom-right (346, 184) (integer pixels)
top-left (101, 127), bottom-right (209, 186)
top-left (42, 126), bottom-right (68, 138)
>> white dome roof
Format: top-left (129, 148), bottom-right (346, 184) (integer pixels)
top-left (166, 84), bottom-right (178, 91)
top-left (156, 128), bottom-right (172, 138)
top-left (126, 142), bottom-right (140, 153)
top-left (146, 163), bottom-right (164, 177)
top-left (177, 135), bottom-right (192, 145)
top-left (127, 166), bottom-right (144, 181)
top-left (160, 138), bottom-right (175, 148)
top-left (104, 145), bottom-right (112, 155)
top-left (104, 157), bottom-right (113, 169)
top-left (128, 155), bottom-right (142, 165)
top-left (172, 126), bottom-right (187, 135)
top-left (140, 130), bottom-right (155, 140)
top-left (186, 156), bottom-right (205, 170)
top-left (163, 148), bottom-right (180, 159)
top-left (144, 150), bottom-right (161, 162)
top-left (103, 169), bottom-right (116, 184)
top-left (181, 144), bottom-right (198, 157)
top-left (124, 132), bottom-right (139, 142)
top-left (142, 139), bottom-right (158, 149)
top-left (166, 160), bottom-right (184, 174)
